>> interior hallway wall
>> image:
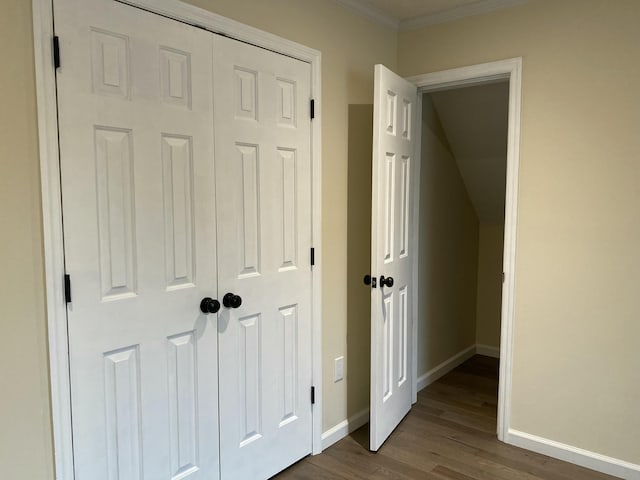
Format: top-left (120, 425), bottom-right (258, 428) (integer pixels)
top-left (346, 105), bottom-right (374, 417)
top-left (418, 95), bottom-right (479, 377)
top-left (399, 0), bottom-right (640, 464)
top-left (475, 223), bottom-right (504, 349)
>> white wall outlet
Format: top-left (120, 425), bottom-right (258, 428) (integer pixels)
top-left (334, 356), bottom-right (344, 382)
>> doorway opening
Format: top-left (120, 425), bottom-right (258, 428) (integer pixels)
top-left (416, 80), bottom-right (508, 437)
top-left (410, 58), bottom-right (522, 443)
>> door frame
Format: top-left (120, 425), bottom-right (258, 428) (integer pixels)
top-left (406, 57), bottom-right (522, 442)
top-left (31, 1), bottom-right (323, 478)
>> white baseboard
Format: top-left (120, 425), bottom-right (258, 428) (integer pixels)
top-left (321, 408), bottom-right (369, 450)
top-left (476, 343), bottom-right (500, 358)
top-left (416, 344), bottom-right (476, 392)
top-left (507, 429), bottom-right (640, 480)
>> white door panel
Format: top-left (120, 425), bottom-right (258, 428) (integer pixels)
top-left (55, 0), bottom-right (219, 478)
top-left (213, 34), bottom-right (313, 480)
top-left (370, 64), bottom-right (417, 451)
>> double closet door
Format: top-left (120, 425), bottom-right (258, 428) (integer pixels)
top-left (55, 0), bottom-right (313, 478)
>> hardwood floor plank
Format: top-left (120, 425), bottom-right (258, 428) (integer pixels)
top-left (275, 460), bottom-right (351, 480)
top-left (274, 356), bottom-right (617, 480)
top-left (433, 465), bottom-right (485, 480)
top-left (394, 430), bottom-right (546, 480)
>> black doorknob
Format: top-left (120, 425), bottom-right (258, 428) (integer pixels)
top-left (379, 275), bottom-right (394, 288)
top-left (363, 274), bottom-right (371, 285)
top-left (200, 297), bottom-right (220, 314)
top-left (223, 293), bottom-right (242, 309)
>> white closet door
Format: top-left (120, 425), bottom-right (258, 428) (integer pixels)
top-left (370, 64), bottom-right (418, 451)
top-left (55, 0), bottom-right (219, 478)
top-left (212, 34), bottom-right (314, 479)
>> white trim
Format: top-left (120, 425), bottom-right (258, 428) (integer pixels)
top-left (408, 57), bottom-right (522, 444)
top-left (476, 344), bottom-right (500, 358)
top-left (32, 1), bottom-right (75, 479)
top-left (321, 408), bottom-right (370, 450)
top-left (399, 0), bottom-right (529, 31)
top-left (310, 53), bottom-right (324, 456)
top-left (34, 1), bottom-right (324, 478)
top-left (507, 429), bottom-right (640, 480)
top-left (332, 0), bottom-right (399, 30)
top-left (118, 0), bottom-right (320, 65)
top-left (410, 93), bottom-right (422, 405)
top-left (416, 345), bottom-right (476, 392)
top-left (331, 0), bottom-right (528, 32)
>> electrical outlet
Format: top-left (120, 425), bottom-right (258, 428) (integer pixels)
top-left (334, 356), bottom-right (344, 382)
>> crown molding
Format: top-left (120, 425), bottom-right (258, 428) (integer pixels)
top-left (399, 0), bottom-right (529, 31)
top-left (333, 0), bottom-right (529, 32)
top-left (332, 0), bottom-right (399, 30)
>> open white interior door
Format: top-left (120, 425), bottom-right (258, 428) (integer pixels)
top-left (370, 64), bottom-right (418, 451)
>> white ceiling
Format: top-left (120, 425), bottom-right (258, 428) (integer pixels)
top-left (429, 82), bottom-right (509, 224)
top-left (360, 0), bottom-right (479, 20)
top-left (334, 0), bottom-right (529, 30)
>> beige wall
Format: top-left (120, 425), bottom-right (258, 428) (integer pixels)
top-left (401, 0), bottom-right (640, 464)
top-left (0, 1), bottom-right (396, 476)
top-left (346, 105), bottom-right (374, 416)
top-left (0, 1), bottom-right (54, 479)
top-left (475, 223), bottom-right (504, 348)
top-left (418, 95), bottom-right (479, 375)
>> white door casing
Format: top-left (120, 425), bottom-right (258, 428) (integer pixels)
top-left (55, 0), bottom-right (220, 478)
top-left (212, 35), bottom-right (314, 479)
top-left (370, 64), bottom-right (418, 451)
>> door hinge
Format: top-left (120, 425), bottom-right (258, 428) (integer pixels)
top-left (64, 274), bottom-right (72, 303)
top-left (53, 36), bottom-right (61, 69)
top-left (502, 272), bottom-right (505, 283)
top-left (311, 386), bottom-right (316, 405)
top-left (310, 247), bottom-right (315, 267)
top-left (310, 99), bottom-right (315, 120)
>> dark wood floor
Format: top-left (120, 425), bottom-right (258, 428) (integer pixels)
top-left (275, 355), bottom-right (615, 480)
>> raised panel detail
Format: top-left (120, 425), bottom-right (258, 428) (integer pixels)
top-left (278, 305), bottom-right (298, 427)
top-left (104, 345), bottom-right (142, 480)
top-left (277, 78), bottom-right (296, 127)
top-left (277, 148), bottom-right (297, 271)
top-left (95, 127), bottom-right (137, 300)
top-left (160, 47), bottom-right (192, 109)
top-left (382, 293), bottom-right (393, 402)
top-left (386, 90), bottom-right (397, 136)
top-left (398, 287), bottom-right (408, 387)
top-left (167, 332), bottom-right (199, 479)
top-left (234, 67), bottom-right (258, 121)
top-left (239, 314), bottom-right (262, 447)
top-left (237, 144), bottom-right (261, 278)
top-left (399, 155), bottom-right (410, 259)
top-left (383, 153), bottom-right (395, 264)
top-left (162, 135), bottom-right (195, 290)
top-left (91, 28), bottom-right (130, 99)
top-left (402, 99), bottom-right (411, 139)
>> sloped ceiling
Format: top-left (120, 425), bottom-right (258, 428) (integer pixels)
top-left (429, 82), bottom-right (509, 224)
